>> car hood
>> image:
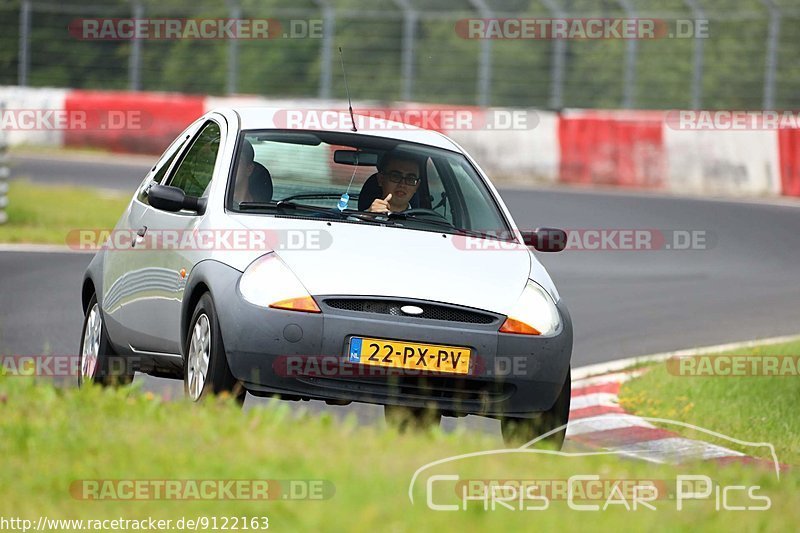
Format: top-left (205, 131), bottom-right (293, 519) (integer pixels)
top-left (227, 215), bottom-right (557, 315)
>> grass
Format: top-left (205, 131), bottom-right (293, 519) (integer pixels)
top-left (619, 340), bottom-right (800, 465)
top-left (0, 180), bottom-right (128, 244)
top-left (0, 375), bottom-right (797, 531)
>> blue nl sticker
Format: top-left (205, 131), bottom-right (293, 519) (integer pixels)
top-left (349, 337), bottom-right (362, 363)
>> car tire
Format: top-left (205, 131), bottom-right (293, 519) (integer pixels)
top-left (500, 368), bottom-right (571, 449)
top-left (78, 294), bottom-right (134, 387)
top-left (184, 293), bottom-right (245, 405)
top-left (384, 405), bottom-right (441, 432)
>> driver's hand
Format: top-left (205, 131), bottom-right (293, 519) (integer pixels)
top-left (368, 193), bottom-right (392, 214)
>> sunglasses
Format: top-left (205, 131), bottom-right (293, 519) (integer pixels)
top-left (383, 170), bottom-right (420, 186)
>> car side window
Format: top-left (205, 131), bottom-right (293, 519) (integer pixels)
top-left (136, 137), bottom-right (190, 204)
top-left (166, 122), bottom-right (221, 198)
top-left (447, 160), bottom-right (502, 231)
top-left (153, 142), bottom-right (185, 184)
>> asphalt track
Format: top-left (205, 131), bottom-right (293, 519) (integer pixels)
top-left (3, 153), bottom-right (800, 428)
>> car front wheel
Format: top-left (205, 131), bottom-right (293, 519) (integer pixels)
top-left (184, 293), bottom-right (245, 404)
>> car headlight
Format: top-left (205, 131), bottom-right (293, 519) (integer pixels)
top-left (239, 253), bottom-right (320, 313)
top-left (499, 280), bottom-right (560, 336)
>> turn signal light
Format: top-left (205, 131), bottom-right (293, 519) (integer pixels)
top-left (499, 317), bottom-right (541, 335)
top-left (269, 296), bottom-right (321, 313)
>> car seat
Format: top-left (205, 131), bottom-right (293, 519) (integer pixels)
top-left (248, 162), bottom-right (273, 203)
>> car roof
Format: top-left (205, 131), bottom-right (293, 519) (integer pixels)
top-left (218, 107), bottom-right (462, 152)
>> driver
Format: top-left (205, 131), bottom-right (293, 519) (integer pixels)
top-left (233, 139), bottom-right (273, 204)
top-left (367, 152), bottom-right (422, 214)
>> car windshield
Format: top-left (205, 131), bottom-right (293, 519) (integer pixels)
top-left (227, 130), bottom-right (513, 239)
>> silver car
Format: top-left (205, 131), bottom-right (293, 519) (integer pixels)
top-left (79, 107), bottom-right (573, 445)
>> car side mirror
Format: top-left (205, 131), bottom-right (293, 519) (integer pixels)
top-left (521, 227), bottom-right (567, 252)
top-left (148, 184), bottom-right (207, 215)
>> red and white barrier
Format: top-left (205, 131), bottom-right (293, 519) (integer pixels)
top-left (448, 109), bottom-right (559, 183)
top-left (64, 89), bottom-right (205, 154)
top-left (0, 86), bottom-right (67, 148)
top-left (537, 108), bottom-right (796, 198)
top-left (1, 85), bottom-right (799, 198)
top-left (664, 128), bottom-right (781, 196)
top-left (558, 110), bottom-right (665, 189)
top-left (778, 129), bottom-right (800, 197)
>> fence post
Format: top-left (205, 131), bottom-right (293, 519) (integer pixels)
top-left (541, 0), bottom-right (566, 109)
top-left (314, 0), bottom-right (335, 100)
top-left (761, 0), bottom-right (780, 110)
top-left (0, 103), bottom-right (9, 225)
top-left (393, 0), bottom-right (417, 102)
top-left (617, 0), bottom-right (638, 109)
top-left (226, 0), bottom-right (241, 95)
top-left (684, 0), bottom-right (705, 109)
top-left (468, 0), bottom-right (492, 106)
top-left (18, 0), bottom-right (31, 87)
top-left (129, 0), bottom-right (144, 91)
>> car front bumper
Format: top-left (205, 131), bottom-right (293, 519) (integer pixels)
top-left (207, 267), bottom-right (572, 418)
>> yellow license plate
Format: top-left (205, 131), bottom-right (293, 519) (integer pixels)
top-left (347, 337), bottom-right (471, 375)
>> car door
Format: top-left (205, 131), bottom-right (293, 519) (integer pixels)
top-left (107, 119), bottom-right (224, 355)
top-left (102, 124), bottom-right (197, 349)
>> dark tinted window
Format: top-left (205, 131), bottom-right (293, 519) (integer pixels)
top-left (136, 137), bottom-right (188, 204)
top-left (167, 122), bottom-right (221, 197)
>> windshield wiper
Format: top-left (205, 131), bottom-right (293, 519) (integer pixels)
top-left (275, 200), bottom-right (325, 212)
top-left (384, 212), bottom-right (505, 239)
top-left (239, 201), bottom-right (383, 225)
top-left (238, 201), bottom-right (275, 211)
top-left (239, 200), bottom-right (329, 212)
top-left (239, 200), bottom-right (343, 217)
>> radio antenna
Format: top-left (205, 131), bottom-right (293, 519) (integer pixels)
top-left (338, 47), bottom-right (357, 132)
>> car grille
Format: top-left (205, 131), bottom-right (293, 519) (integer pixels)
top-left (297, 375), bottom-right (515, 408)
top-left (323, 298), bottom-right (497, 324)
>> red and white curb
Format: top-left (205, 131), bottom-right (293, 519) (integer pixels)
top-left (566, 369), bottom-right (784, 470)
